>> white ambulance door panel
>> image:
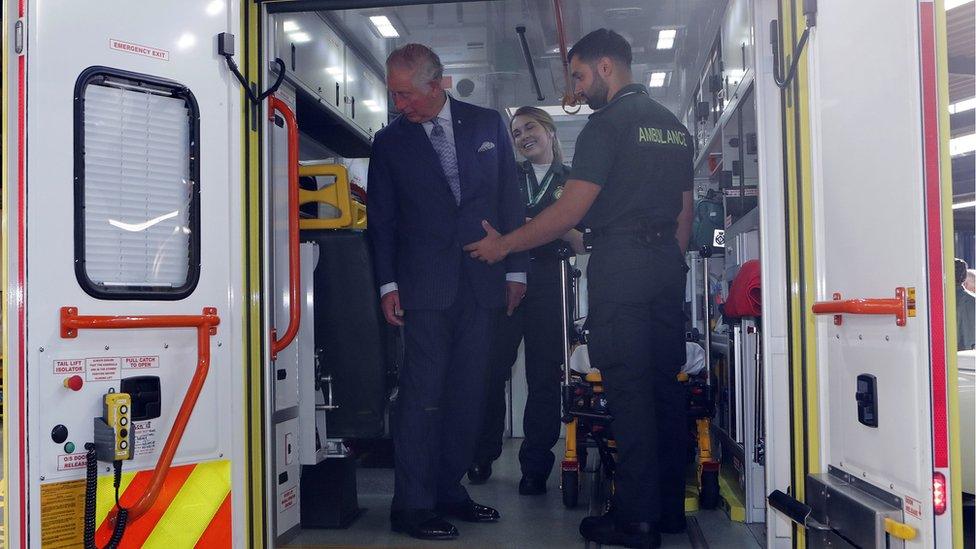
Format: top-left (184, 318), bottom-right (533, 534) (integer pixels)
top-left (22, 1), bottom-right (241, 546)
top-left (275, 417), bottom-right (301, 536)
top-left (807, 1), bottom-right (952, 545)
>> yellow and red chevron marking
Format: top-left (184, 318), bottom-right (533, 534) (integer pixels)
top-left (95, 459), bottom-right (231, 548)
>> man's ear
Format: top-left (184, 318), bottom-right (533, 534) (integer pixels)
top-left (598, 56), bottom-right (613, 78)
top-left (428, 78), bottom-right (444, 96)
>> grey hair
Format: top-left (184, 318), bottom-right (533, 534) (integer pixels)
top-left (386, 43), bottom-right (444, 88)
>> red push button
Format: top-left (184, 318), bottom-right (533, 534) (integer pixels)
top-left (63, 375), bottom-right (84, 391)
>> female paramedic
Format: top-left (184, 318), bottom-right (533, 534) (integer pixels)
top-left (467, 106), bottom-right (584, 494)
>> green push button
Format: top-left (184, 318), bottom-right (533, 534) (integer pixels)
top-left (64, 442), bottom-right (75, 454)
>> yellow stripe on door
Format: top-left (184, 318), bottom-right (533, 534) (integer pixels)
top-left (95, 469), bottom-right (139, 527)
top-left (141, 460), bottom-right (232, 547)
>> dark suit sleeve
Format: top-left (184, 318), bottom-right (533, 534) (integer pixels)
top-left (367, 133), bottom-right (398, 290)
top-left (494, 112), bottom-right (529, 274)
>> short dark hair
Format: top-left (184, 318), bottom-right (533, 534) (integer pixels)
top-left (567, 28), bottom-right (632, 68)
top-left (956, 258), bottom-right (968, 285)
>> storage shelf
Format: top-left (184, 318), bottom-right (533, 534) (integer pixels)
top-left (693, 70), bottom-right (756, 174)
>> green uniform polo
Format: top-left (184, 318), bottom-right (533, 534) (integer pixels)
top-left (569, 83), bottom-right (693, 231)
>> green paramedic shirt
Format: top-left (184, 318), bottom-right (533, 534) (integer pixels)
top-left (570, 83), bottom-right (694, 231)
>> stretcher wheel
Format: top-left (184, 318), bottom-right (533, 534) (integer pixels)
top-left (562, 470), bottom-right (579, 508)
top-left (699, 467), bottom-right (720, 509)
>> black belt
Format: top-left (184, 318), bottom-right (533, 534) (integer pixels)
top-left (583, 219), bottom-right (675, 251)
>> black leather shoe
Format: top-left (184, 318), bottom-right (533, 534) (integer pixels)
top-left (518, 475), bottom-right (547, 495)
top-left (467, 462), bottom-right (492, 485)
top-left (391, 511), bottom-right (458, 540)
top-left (579, 514), bottom-right (661, 549)
top-left (436, 499), bottom-right (500, 523)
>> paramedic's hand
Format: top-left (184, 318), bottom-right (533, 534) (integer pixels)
top-left (506, 281), bottom-right (526, 316)
top-left (465, 220), bottom-right (511, 264)
top-left (381, 291), bottom-right (405, 327)
top-left (562, 228), bottom-right (586, 255)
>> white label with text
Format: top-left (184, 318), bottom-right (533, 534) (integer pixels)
top-left (85, 357), bottom-right (121, 382)
top-left (53, 359), bottom-right (85, 375)
top-left (57, 453), bottom-right (87, 471)
top-left (123, 355), bottom-right (159, 370)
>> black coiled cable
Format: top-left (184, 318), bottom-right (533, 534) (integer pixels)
top-left (83, 443), bottom-right (130, 549)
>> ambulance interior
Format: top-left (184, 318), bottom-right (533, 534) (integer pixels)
top-left (257, 1), bottom-right (975, 547)
top-left (0, 0), bottom-right (973, 548)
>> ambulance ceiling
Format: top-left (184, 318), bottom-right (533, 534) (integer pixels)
top-left (315, 0), bottom-right (728, 161)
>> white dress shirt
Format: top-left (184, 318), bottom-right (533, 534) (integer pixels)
top-left (380, 94), bottom-right (526, 298)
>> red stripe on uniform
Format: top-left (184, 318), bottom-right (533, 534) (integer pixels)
top-left (96, 464), bottom-right (195, 548)
top-left (194, 491), bottom-right (233, 549)
top-left (918, 1), bottom-right (948, 468)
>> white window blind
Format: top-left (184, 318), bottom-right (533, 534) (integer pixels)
top-left (82, 83), bottom-right (194, 290)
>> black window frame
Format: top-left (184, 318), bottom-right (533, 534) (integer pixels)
top-left (73, 66), bottom-right (201, 300)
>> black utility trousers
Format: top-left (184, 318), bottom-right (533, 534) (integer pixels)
top-left (474, 260), bottom-right (568, 480)
top-left (586, 236), bottom-right (688, 527)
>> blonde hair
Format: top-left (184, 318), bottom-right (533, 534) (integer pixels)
top-left (510, 106), bottom-right (563, 165)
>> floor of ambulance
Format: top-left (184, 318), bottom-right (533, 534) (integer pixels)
top-left (283, 438), bottom-right (765, 548)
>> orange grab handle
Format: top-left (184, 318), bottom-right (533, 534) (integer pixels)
top-left (552, 0), bottom-right (580, 113)
top-left (811, 288), bottom-right (907, 326)
top-left (60, 306), bottom-right (220, 525)
top-left (268, 95), bottom-right (301, 360)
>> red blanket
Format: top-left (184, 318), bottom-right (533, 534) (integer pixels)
top-left (725, 260), bottom-right (761, 318)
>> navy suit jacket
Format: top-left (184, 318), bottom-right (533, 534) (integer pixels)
top-left (368, 97), bottom-right (529, 310)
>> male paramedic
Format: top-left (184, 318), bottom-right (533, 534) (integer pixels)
top-left (368, 43), bottom-right (528, 541)
top-left (465, 28), bottom-right (694, 548)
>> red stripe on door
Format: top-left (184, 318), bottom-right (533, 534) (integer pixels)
top-left (194, 491), bottom-right (233, 549)
top-left (16, 14), bottom-right (27, 548)
top-left (96, 464), bottom-right (194, 548)
top-left (918, 1), bottom-right (948, 468)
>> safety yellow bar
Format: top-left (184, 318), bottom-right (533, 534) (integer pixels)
top-left (884, 518), bottom-right (917, 541)
top-left (297, 164), bottom-right (365, 230)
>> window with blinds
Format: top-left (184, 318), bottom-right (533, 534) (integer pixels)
top-left (74, 68), bottom-right (200, 299)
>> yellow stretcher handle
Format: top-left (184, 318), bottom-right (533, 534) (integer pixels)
top-left (298, 164), bottom-right (364, 229)
top-left (884, 518), bottom-right (917, 541)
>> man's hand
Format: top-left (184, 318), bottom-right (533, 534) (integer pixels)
top-left (562, 228), bottom-right (586, 254)
top-left (464, 220), bottom-right (512, 264)
top-left (380, 290), bottom-right (405, 327)
top-left (506, 281), bottom-right (527, 316)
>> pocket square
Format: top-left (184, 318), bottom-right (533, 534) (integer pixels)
top-left (478, 141), bottom-right (495, 152)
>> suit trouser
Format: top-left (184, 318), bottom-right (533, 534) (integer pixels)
top-left (392, 274), bottom-right (495, 511)
top-left (474, 267), bottom-right (565, 480)
top-left (585, 239), bottom-right (688, 526)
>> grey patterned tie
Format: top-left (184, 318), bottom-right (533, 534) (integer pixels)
top-left (429, 117), bottom-right (462, 204)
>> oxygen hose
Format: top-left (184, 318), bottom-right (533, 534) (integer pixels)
top-left (83, 444), bottom-right (129, 549)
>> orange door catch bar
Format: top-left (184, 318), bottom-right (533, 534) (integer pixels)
top-left (268, 95), bottom-right (301, 360)
top-left (60, 306), bottom-right (220, 525)
top-left (811, 287), bottom-right (908, 326)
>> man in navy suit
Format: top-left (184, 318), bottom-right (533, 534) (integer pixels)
top-left (368, 43), bottom-right (529, 541)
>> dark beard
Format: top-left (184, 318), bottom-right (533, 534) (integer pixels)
top-left (585, 73), bottom-right (611, 110)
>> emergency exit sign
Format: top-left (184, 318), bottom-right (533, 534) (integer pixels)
top-left (110, 39), bottom-right (169, 61)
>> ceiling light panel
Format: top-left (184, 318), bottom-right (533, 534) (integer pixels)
top-left (649, 72), bottom-right (668, 87)
top-left (369, 15), bottom-right (400, 38)
top-left (949, 97), bottom-right (976, 114)
top-left (657, 29), bottom-right (677, 50)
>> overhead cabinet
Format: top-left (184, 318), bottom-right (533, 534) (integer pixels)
top-left (275, 13), bottom-right (387, 140)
